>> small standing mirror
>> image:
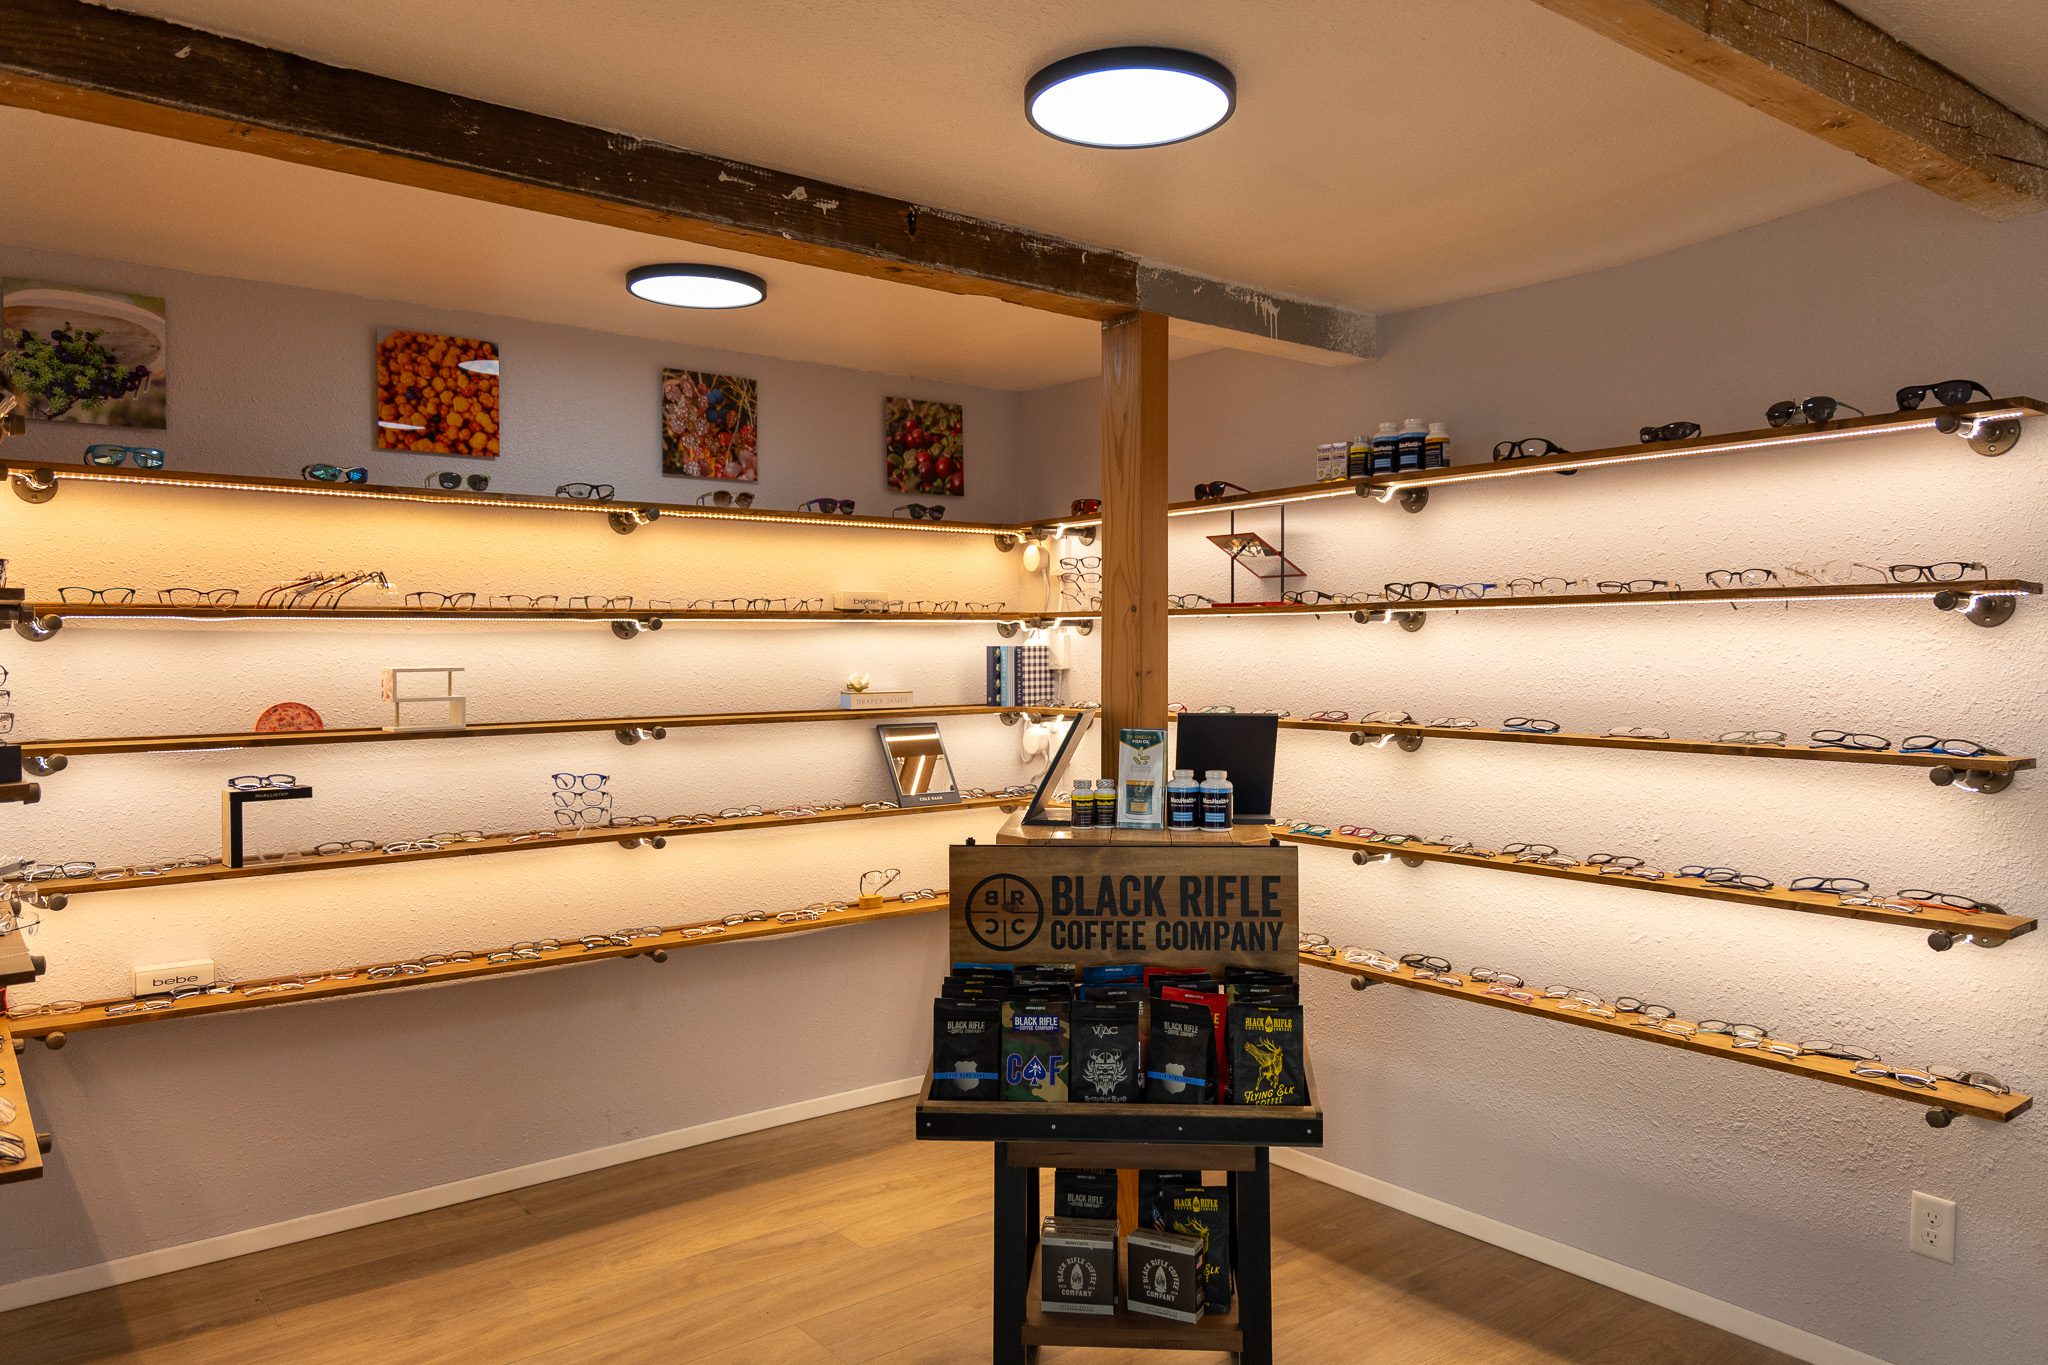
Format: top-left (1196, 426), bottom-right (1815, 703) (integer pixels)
top-left (875, 722), bottom-right (960, 807)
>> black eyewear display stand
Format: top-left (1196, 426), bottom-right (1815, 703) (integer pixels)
top-left (221, 785), bottom-right (313, 867)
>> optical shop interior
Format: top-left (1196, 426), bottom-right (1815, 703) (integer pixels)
top-left (2, 3), bottom-right (2046, 1364)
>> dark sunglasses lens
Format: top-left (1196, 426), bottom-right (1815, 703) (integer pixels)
top-left (345, 468), bottom-right (369, 483)
top-left (435, 473), bottom-right (460, 489)
top-left (467, 475), bottom-right (489, 491)
top-left (1766, 402), bottom-right (1797, 427)
top-left (1803, 398), bottom-right (1838, 424)
top-left (1934, 380), bottom-right (1983, 405)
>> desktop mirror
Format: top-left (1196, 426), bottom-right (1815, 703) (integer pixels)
top-left (874, 722), bottom-right (961, 807)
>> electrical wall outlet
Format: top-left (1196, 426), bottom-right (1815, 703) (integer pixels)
top-left (1910, 1190), bottom-right (1955, 1263)
top-left (133, 960), bottom-right (216, 996)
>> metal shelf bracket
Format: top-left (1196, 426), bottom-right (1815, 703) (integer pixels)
top-left (13, 615), bottom-right (61, 642)
top-left (613, 726), bottom-right (668, 745)
top-left (1929, 764), bottom-right (2012, 795)
top-left (1935, 412), bottom-right (2022, 456)
top-left (23, 753), bottom-right (65, 777)
top-left (1933, 591), bottom-right (2018, 628)
top-left (1348, 731), bottom-right (1423, 753)
top-left (607, 507), bottom-right (660, 535)
top-left (8, 469), bottom-right (57, 505)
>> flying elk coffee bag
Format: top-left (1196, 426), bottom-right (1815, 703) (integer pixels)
top-left (1070, 999), bottom-right (1143, 1103)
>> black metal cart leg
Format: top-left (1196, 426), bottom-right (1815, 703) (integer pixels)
top-left (1238, 1147), bottom-right (1274, 1365)
top-left (994, 1142), bottom-right (1033, 1365)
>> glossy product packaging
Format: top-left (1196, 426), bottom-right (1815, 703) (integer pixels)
top-left (1116, 728), bottom-right (1167, 828)
top-left (1070, 999), bottom-right (1144, 1103)
top-left (1042, 1217), bottom-right (1119, 1316)
top-left (928, 998), bottom-right (1000, 1099)
top-left (1000, 999), bottom-right (1069, 1102)
top-left (1127, 1229), bottom-right (1207, 1324)
top-left (1228, 1003), bottom-right (1308, 1106)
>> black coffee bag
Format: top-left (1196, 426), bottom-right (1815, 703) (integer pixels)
top-left (1167, 1184), bottom-right (1234, 1313)
top-left (1138, 1169), bottom-right (1200, 1229)
top-left (1054, 1167), bottom-right (1119, 1221)
top-left (1070, 999), bottom-right (1143, 1103)
top-left (1228, 1003), bottom-right (1308, 1106)
top-left (1144, 996), bottom-right (1215, 1104)
top-left (1001, 999), bottom-right (1069, 1102)
top-left (928, 998), bottom-right (1000, 1100)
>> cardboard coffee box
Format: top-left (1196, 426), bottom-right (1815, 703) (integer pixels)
top-left (1040, 1217), bottom-right (1118, 1316)
top-left (1126, 1228), bottom-right (1206, 1324)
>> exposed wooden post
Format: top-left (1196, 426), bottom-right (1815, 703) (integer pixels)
top-left (1098, 312), bottom-right (1170, 771)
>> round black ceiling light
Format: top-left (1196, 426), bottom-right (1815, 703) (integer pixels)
top-left (626, 264), bottom-right (768, 309)
top-left (1026, 46), bottom-right (1236, 148)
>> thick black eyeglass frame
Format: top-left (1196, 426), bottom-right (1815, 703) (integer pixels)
top-left (1896, 380), bottom-right (1992, 410)
top-left (1639, 422), bottom-right (1701, 443)
top-left (555, 483), bottom-right (616, 501)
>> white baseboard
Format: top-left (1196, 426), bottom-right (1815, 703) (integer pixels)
top-left (1271, 1149), bottom-right (1888, 1365)
top-left (0, 1074), bottom-right (926, 1315)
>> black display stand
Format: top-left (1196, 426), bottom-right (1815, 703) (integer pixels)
top-left (917, 1062), bottom-right (1322, 1363)
top-left (220, 785), bottom-right (313, 866)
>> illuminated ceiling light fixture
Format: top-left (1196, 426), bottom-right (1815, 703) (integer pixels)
top-left (1026, 46), bottom-right (1235, 148)
top-left (626, 264), bottom-right (767, 309)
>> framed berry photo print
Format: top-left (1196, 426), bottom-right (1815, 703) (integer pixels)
top-left (884, 396), bottom-right (963, 497)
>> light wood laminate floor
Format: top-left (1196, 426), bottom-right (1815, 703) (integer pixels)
top-left (1, 1098), bottom-right (1793, 1364)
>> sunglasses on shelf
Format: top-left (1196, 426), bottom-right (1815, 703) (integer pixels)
top-left (424, 472), bottom-right (491, 492)
top-left (696, 490), bottom-right (755, 507)
top-left (1638, 423), bottom-right (1700, 444)
top-left (304, 464), bottom-right (369, 484)
top-left (1070, 498), bottom-right (1101, 516)
top-left (1896, 380), bottom-right (1992, 410)
top-left (1192, 481), bottom-right (1252, 501)
top-left (799, 498), bottom-right (856, 514)
top-left (84, 444), bottom-right (167, 469)
top-left (1765, 397), bottom-right (1863, 428)
top-left (893, 502), bottom-right (946, 520)
top-left (555, 482), bottom-right (615, 501)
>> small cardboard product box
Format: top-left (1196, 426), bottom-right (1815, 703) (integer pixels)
top-left (1039, 1216), bottom-right (1119, 1316)
top-left (1126, 1227), bottom-right (1206, 1325)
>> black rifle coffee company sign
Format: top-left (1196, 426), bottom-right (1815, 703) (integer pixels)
top-left (948, 843), bottom-right (1299, 971)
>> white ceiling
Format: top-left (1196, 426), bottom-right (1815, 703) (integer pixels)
top-left (1842, 0), bottom-right (2048, 125)
top-left (99, 0), bottom-right (1893, 317)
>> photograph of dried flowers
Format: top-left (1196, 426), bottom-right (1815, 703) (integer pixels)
top-left (883, 396), bottom-right (963, 496)
top-left (661, 368), bottom-right (758, 481)
top-left (375, 330), bottom-right (500, 456)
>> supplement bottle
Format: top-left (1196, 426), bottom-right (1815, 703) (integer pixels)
top-left (1199, 770), bottom-right (1234, 830)
top-left (1166, 769), bottom-right (1201, 829)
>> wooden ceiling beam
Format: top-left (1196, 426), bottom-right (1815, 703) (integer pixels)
top-left (0, 0), bottom-right (1374, 357)
top-left (1533, 0), bottom-right (2048, 220)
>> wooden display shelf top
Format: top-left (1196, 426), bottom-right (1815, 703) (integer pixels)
top-left (1276, 718), bottom-right (2035, 775)
top-left (1276, 829), bottom-right (2034, 944)
top-left (1301, 953), bottom-right (2030, 1123)
top-left (0, 459), bottom-right (1022, 537)
top-left (24, 704), bottom-right (1080, 762)
top-left (996, 811), bottom-right (1278, 846)
top-left (1021, 476), bottom-right (1372, 532)
top-left (13, 602), bottom-right (1038, 625)
top-left (32, 795), bottom-right (1022, 900)
top-left (917, 1047), bottom-right (1322, 1147)
top-left (1166, 578), bottom-right (2042, 619)
top-left (6, 894), bottom-right (948, 1044)
top-left (1022, 1249), bottom-right (1243, 1352)
top-left (0, 1024), bottom-right (43, 1183)
top-left (1363, 398), bottom-right (2047, 493)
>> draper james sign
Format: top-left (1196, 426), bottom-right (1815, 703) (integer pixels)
top-left (948, 843), bottom-right (1299, 972)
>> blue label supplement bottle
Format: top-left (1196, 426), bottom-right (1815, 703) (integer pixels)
top-left (1199, 770), bottom-right (1234, 829)
top-left (1370, 422), bottom-right (1400, 475)
top-left (1398, 417), bottom-right (1428, 472)
top-left (1167, 769), bottom-right (1200, 829)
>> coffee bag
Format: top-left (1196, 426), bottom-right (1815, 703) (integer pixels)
top-left (1071, 999), bottom-right (1143, 1103)
top-left (928, 998), bottom-right (1000, 1100)
top-left (1144, 996), bottom-right (1215, 1103)
top-left (1228, 1002), bottom-right (1308, 1106)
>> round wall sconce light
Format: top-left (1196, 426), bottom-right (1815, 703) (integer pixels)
top-left (1026, 46), bottom-right (1236, 148)
top-left (626, 264), bottom-right (768, 309)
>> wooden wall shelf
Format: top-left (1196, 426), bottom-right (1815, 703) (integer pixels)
top-left (1362, 398), bottom-right (2044, 496)
top-left (0, 460), bottom-right (1022, 538)
top-left (1022, 476), bottom-right (1374, 533)
top-left (0, 782), bottom-right (41, 805)
top-left (30, 796), bottom-right (1022, 900)
top-left (9, 602), bottom-right (1040, 628)
top-left (1167, 579), bottom-right (2042, 621)
top-left (8, 895), bottom-right (950, 1045)
top-left (0, 1024), bottom-right (45, 1183)
top-left (1276, 718), bottom-right (2034, 780)
top-left (1299, 953), bottom-right (2030, 1123)
top-left (1277, 830), bottom-right (2034, 945)
top-left (23, 704), bottom-right (1080, 764)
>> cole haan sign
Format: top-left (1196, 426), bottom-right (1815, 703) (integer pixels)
top-left (949, 843), bottom-right (1298, 970)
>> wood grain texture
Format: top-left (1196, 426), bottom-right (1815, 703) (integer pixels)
top-left (1167, 578), bottom-right (2043, 618)
top-left (32, 796), bottom-right (1021, 900)
top-left (1530, 0), bottom-right (2048, 218)
top-left (1367, 397), bottom-right (2045, 490)
top-left (0, 0), bottom-right (1373, 352)
top-left (1098, 312), bottom-right (1171, 770)
top-left (17, 603), bottom-right (1035, 625)
top-left (1278, 828), bottom-right (2034, 942)
top-left (0, 1098), bottom-right (1801, 1363)
top-left (1, 458), bottom-right (1024, 536)
top-left (0, 1023), bottom-right (43, 1183)
top-left (1276, 717), bottom-right (2035, 774)
top-left (8, 896), bottom-right (949, 1043)
top-left (1302, 954), bottom-right (2030, 1122)
top-left (26, 705), bottom-right (1080, 762)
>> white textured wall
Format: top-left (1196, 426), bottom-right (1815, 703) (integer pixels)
top-left (1025, 183), bottom-right (2047, 1365)
top-left (0, 249), bottom-right (1059, 1290)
